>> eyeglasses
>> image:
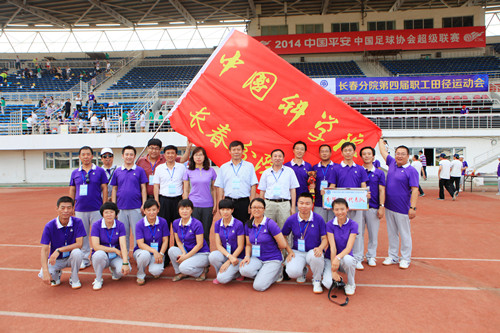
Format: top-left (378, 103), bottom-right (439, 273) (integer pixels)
top-left (101, 154), bottom-right (113, 158)
top-left (148, 146), bottom-right (161, 151)
top-left (250, 207), bottom-right (265, 210)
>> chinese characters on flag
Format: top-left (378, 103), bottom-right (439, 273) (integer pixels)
top-left (169, 30), bottom-right (382, 175)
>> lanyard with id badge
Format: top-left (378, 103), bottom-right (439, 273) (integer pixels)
top-left (231, 163), bottom-right (242, 191)
top-left (298, 220), bottom-right (311, 252)
top-left (148, 224), bottom-right (159, 252)
top-left (149, 159), bottom-right (158, 185)
top-left (79, 170), bottom-right (90, 196)
top-left (179, 225), bottom-right (189, 252)
top-left (61, 226), bottom-right (70, 258)
top-left (320, 164), bottom-right (331, 191)
top-left (252, 224), bottom-right (264, 258)
top-left (271, 169), bottom-right (283, 198)
top-left (166, 167), bottom-right (176, 195)
top-left (222, 227), bottom-right (231, 254)
top-left (106, 226), bottom-right (117, 260)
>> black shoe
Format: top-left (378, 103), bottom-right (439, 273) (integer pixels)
top-left (283, 269), bottom-right (291, 281)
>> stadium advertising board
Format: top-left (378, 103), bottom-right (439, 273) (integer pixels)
top-left (335, 74), bottom-right (488, 94)
top-left (254, 26), bottom-right (485, 54)
top-left (312, 78), bottom-right (336, 94)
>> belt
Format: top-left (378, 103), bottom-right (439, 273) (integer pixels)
top-left (225, 196), bottom-right (249, 202)
top-left (266, 198), bottom-right (290, 203)
top-left (159, 195), bottom-right (182, 200)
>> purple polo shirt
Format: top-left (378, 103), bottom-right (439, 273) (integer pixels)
top-left (69, 164), bottom-right (108, 212)
top-left (385, 155), bottom-right (419, 215)
top-left (497, 162), bottom-right (500, 177)
top-left (373, 160), bottom-right (381, 169)
top-left (324, 218), bottom-right (358, 259)
top-left (312, 162), bottom-right (335, 207)
top-left (40, 217), bottom-right (87, 259)
top-left (91, 219), bottom-right (126, 250)
top-left (284, 160), bottom-right (312, 199)
top-left (134, 217), bottom-right (170, 252)
top-left (173, 217), bottom-right (210, 253)
top-left (245, 217), bottom-right (283, 262)
top-left (329, 162), bottom-right (368, 188)
top-left (214, 217), bottom-right (245, 259)
top-left (365, 166), bottom-right (386, 209)
top-left (110, 165), bottom-right (148, 210)
top-left (282, 212), bottom-right (326, 252)
top-left (462, 161), bottom-right (468, 176)
top-left (183, 167), bottom-right (217, 208)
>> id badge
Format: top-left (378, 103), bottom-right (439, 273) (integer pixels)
top-left (149, 175), bottom-right (155, 184)
top-left (272, 185), bottom-right (281, 197)
top-left (108, 252), bottom-right (117, 260)
top-left (151, 242), bottom-right (159, 251)
top-left (226, 243), bottom-right (232, 254)
top-left (62, 251), bottom-right (69, 258)
top-left (168, 183), bottom-right (176, 195)
top-left (252, 244), bottom-right (260, 258)
top-left (79, 184), bottom-right (88, 196)
top-left (320, 180), bottom-right (328, 190)
top-left (298, 239), bottom-right (306, 252)
top-left (232, 177), bottom-right (241, 190)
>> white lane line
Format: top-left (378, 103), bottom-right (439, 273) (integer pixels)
top-left (0, 244), bottom-right (41, 248)
top-left (0, 311), bottom-right (304, 333)
top-left (0, 267), bottom-right (488, 291)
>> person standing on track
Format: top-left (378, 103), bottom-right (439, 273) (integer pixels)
top-left (284, 141), bottom-right (312, 204)
top-left (411, 155), bottom-right (425, 197)
top-left (312, 144), bottom-right (336, 222)
top-left (450, 154), bottom-right (462, 197)
top-left (378, 138), bottom-right (419, 269)
top-left (418, 150), bottom-right (427, 180)
top-left (459, 155), bottom-right (468, 192)
top-left (100, 148), bottom-right (116, 202)
top-left (69, 146), bottom-right (108, 269)
top-left (38, 196), bottom-right (85, 289)
top-left (136, 139), bottom-right (166, 200)
top-left (438, 153), bottom-right (457, 201)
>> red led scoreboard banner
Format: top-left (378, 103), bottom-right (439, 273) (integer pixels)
top-left (169, 30), bottom-right (381, 176)
top-left (253, 26), bottom-right (485, 54)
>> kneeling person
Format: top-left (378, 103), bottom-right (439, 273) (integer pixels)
top-left (282, 192), bottom-right (327, 294)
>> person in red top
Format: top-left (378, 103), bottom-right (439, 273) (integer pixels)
top-left (136, 138), bottom-right (192, 199)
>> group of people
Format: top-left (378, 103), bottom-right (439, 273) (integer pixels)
top-left (39, 137), bottom-right (419, 296)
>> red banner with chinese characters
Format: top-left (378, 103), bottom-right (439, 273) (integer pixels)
top-left (253, 26), bottom-right (485, 55)
top-left (169, 30), bottom-right (381, 176)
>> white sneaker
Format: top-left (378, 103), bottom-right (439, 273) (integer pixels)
top-left (356, 261), bottom-right (364, 270)
top-left (276, 266), bottom-right (284, 283)
top-left (367, 258), bottom-right (377, 267)
top-left (296, 267), bottom-right (308, 284)
top-left (399, 260), bottom-right (410, 269)
top-left (313, 280), bottom-right (323, 294)
top-left (496, 192), bottom-right (500, 196)
top-left (80, 262), bottom-right (90, 270)
top-left (110, 268), bottom-right (121, 281)
top-left (382, 257), bottom-right (399, 265)
top-left (69, 278), bottom-right (81, 289)
top-left (50, 278), bottom-right (61, 287)
top-left (92, 278), bottom-right (103, 290)
top-left (344, 285), bottom-right (356, 296)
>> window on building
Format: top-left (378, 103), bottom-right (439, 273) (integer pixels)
top-left (410, 147), bottom-right (465, 167)
top-left (261, 25), bottom-right (288, 36)
top-left (442, 16), bottom-right (474, 28)
top-left (368, 21), bottom-right (395, 31)
top-left (404, 19), bottom-right (434, 30)
top-left (296, 24), bottom-right (323, 34)
top-left (332, 22), bottom-right (359, 32)
top-left (44, 151), bottom-right (101, 169)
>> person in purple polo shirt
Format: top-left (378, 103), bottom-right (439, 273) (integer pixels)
top-left (239, 198), bottom-right (288, 291)
top-left (38, 196), bottom-right (86, 289)
top-left (168, 199), bottom-right (210, 282)
top-left (459, 155), bottom-right (468, 192)
top-left (69, 146), bottom-right (108, 269)
top-left (497, 155), bottom-right (500, 195)
top-left (284, 141), bottom-right (312, 203)
top-left (282, 192), bottom-right (327, 294)
top-left (90, 202), bottom-right (130, 290)
top-left (322, 198), bottom-right (358, 296)
top-left (378, 138), bottom-right (419, 269)
top-left (134, 199), bottom-right (170, 285)
top-left (111, 145), bottom-right (148, 252)
top-left (327, 142), bottom-right (368, 270)
top-left (209, 199), bottom-right (245, 284)
top-left (183, 146), bottom-right (217, 246)
top-left (358, 146), bottom-right (386, 268)
top-left (313, 144), bottom-right (336, 222)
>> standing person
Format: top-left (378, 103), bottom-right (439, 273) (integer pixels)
top-left (284, 141), bottom-right (312, 203)
top-left (88, 91), bottom-right (96, 110)
top-left (89, 114), bottom-right (98, 134)
top-left (111, 146), bottom-right (148, 252)
top-left (450, 154), bottom-right (462, 197)
top-left (90, 202), bottom-right (130, 290)
top-left (358, 146), bottom-right (386, 267)
top-left (69, 146), bottom-right (108, 269)
top-left (411, 155), bottom-right (425, 197)
top-left (38, 196), bottom-right (85, 289)
top-left (15, 55), bottom-right (21, 70)
top-left (239, 198), bottom-right (288, 291)
top-left (327, 142), bottom-right (368, 270)
top-left (136, 138), bottom-right (166, 199)
top-left (214, 140), bottom-right (258, 224)
top-left (183, 147), bottom-right (217, 246)
top-left (75, 93), bottom-right (82, 113)
top-left (209, 199), bottom-right (245, 284)
top-left (418, 150), bottom-right (427, 180)
top-left (100, 148), bottom-right (116, 202)
top-left (321, 198), bottom-right (358, 296)
top-left (312, 144), bottom-right (336, 222)
top-left (122, 110), bottom-right (129, 132)
top-left (168, 199), bottom-right (211, 282)
top-left (459, 155), bottom-right (468, 192)
top-left (153, 145), bottom-right (187, 267)
top-left (282, 193), bottom-right (327, 294)
top-left (139, 111), bottom-right (146, 132)
top-left (438, 153), bottom-right (456, 201)
top-left (1, 97), bottom-right (5, 115)
top-left (378, 138), bottom-right (419, 269)
top-left (148, 109), bottom-right (154, 132)
top-left (64, 99), bottom-right (71, 119)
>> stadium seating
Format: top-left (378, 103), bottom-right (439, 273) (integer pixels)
top-left (0, 68), bottom-right (93, 92)
top-left (291, 61), bottom-right (365, 78)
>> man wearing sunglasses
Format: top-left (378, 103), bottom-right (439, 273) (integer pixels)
top-left (100, 148), bottom-right (116, 202)
top-left (69, 146), bottom-right (109, 269)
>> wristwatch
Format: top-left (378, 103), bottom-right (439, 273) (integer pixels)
top-left (410, 206), bottom-right (417, 210)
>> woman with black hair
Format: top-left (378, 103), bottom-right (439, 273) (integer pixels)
top-left (209, 199), bottom-right (245, 284)
top-left (239, 198), bottom-right (288, 291)
top-left (182, 146), bottom-right (217, 246)
top-left (133, 199), bottom-right (170, 286)
top-left (168, 199), bottom-right (211, 282)
top-left (90, 202), bottom-right (129, 290)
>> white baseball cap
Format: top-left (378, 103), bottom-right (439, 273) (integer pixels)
top-left (100, 148), bottom-right (113, 156)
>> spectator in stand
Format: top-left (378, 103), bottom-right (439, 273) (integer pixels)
top-left (122, 110), bottom-right (129, 132)
top-left (64, 99), bottom-right (71, 119)
top-left (450, 154), bottom-right (462, 196)
top-left (75, 93), bottom-right (82, 113)
top-left (102, 115), bottom-right (110, 133)
top-left (129, 111), bottom-right (136, 133)
top-left (460, 105), bottom-right (469, 115)
top-left (459, 155), bottom-right (468, 192)
top-left (89, 114), bottom-right (98, 134)
top-left (139, 111), bottom-right (146, 132)
top-left (27, 114), bottom-right (33, 134)
top-left (66, 66), bottom-right (71, 81)
top-left (88, 91), bottom-right (95, 111)
top-left (418, 150), bottom-right (427, 180)
top-left (157, 112), bottom-right (164, 131)
top-left (411, 155), bottom-right (425, 197)
top-left (106, 61), bottom-right (111, 72)
top-left (148, 109), bottom-right (154, 132)
top-left (22, 117), bottom-right (28, 134)
top-left (1, 97), bottom-right (5, 114)
top-left (438, 153), bottom-right (456, 201)
top-left (15, 55), bottom-right (21, 70)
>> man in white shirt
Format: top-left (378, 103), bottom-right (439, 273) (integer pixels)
top-left (438, 153), bottom-right (456, 201)
top-left (450, 154), bottom-right (462, 196)
top-left (411, 155), bottom-right (425, 197)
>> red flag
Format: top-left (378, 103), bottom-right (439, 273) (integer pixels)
top-left (169, 30), bottom-right (381, 176)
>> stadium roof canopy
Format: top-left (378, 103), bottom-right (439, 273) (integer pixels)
top-left (1, 0), bottom-right (500, 29)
